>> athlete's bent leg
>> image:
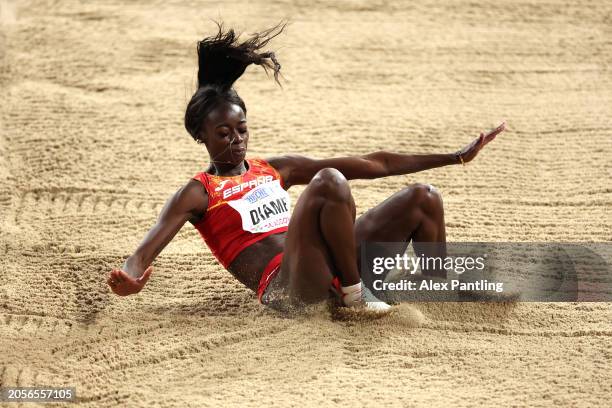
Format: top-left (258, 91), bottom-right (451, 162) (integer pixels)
top-left (354, 183), bottom-right (447, 278)
top-left (278, 168), bottom-right (360, 303)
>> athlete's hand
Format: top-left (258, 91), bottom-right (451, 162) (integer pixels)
top-left (456, 121), bottom-right (506, 164)
top-left (107, 266), bottom-right (152, 296)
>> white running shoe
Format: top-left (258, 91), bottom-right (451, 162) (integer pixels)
top-left (361, 284), bottom-right (392, 312)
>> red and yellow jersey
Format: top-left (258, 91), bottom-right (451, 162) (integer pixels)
top-left (192, 158), bottom-right (290, 269)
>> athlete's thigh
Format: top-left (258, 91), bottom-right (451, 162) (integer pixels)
top-left (354, 186), bottom-right (422, 244)
top-left (278, 187), bottom-right (334, 303)
top-left (353, 186), bottom-right (427, 270)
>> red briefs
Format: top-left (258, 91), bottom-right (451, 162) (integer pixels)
top-left (257, 252), bottom-right (284, 303)
top-left (257, 252), bottom-right (344, 304)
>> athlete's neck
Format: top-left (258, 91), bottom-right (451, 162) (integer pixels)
top-left (208, 160), bottom-right (248, 177)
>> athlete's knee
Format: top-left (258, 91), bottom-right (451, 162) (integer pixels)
top-left (314, 167), bottom-right (346, 183)
top-left (310, 168), bottom-right (351, 200)
top-left (410, 183), bottom-right (443, 207)
top-left (414, 182), bottom-right (441, 196)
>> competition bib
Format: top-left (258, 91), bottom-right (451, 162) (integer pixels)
top-left (227, 180), bottom-right (291, 233)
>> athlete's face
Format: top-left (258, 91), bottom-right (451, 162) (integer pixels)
top-left (201, 102), bottom-right (248, 165)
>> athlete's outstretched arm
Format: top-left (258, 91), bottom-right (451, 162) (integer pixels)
top-left (268, 122), bottom-right (505, 188)
top-left (107, 180), bottom-right (208, 296)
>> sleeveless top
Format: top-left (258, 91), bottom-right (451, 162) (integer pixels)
top-left (192, 158), bottom-right (291, 269)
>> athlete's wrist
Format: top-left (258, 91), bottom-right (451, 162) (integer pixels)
top-left (122, 255), bottom-right (145, 280)
top-left (452, 152), bottom-right (463, 165)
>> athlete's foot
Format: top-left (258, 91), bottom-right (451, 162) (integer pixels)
top-left (338, 282), bottom-right (392, 313)
top-left (361, 285), bottom-right (392, 312)
top-left (327, 281), bottom-right (393, 321)
top-left (334, 280), bottom-right (392, 314)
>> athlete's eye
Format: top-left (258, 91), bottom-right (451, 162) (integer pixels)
top-left (238, 127), bottom-right (248, 134)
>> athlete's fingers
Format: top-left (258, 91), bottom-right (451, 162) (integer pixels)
top-left (113, 270), bottom-right (128, 284)
top-left (486, 130), bottom-right (500, 141)
top-left (493, 121), bottom-right (505, 131)
top-left (110, 269), bottom-right (122, 282)
top-left (107, 278), bottom-right (119, 291)
top-left (486, 122), bottom-right (506, 139)
top-left (484, 123), bottom-right (504, 146)
top-left (138, 266), bottom-right (153, 284)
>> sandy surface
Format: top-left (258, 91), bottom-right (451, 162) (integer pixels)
top-left (1, 0), bottom-right (611, 406)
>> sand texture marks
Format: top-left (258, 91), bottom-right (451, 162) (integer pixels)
top-left (1, 0), bottom-right (611, 407)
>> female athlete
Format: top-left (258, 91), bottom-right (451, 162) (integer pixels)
top-left (106, 23), bottom-right (506, 312)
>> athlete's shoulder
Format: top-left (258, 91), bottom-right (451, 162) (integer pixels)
top-left (264, 154), bottom-right (312, 168)
top-left (248, 157), bottom-right (281, 175)
top-left (248, 156), bottom-right (287, 188)
top-left (247, 157), bottom-right (271, 168)
top-left (263, 154), bottom-right (315, 189)
top-left (191, 169), bottom-right (209, 186)
top-left (177, 177), bottom-right (209, 214)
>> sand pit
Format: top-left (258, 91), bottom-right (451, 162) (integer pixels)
top-left (1, 0), bottom-right (611, 406)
